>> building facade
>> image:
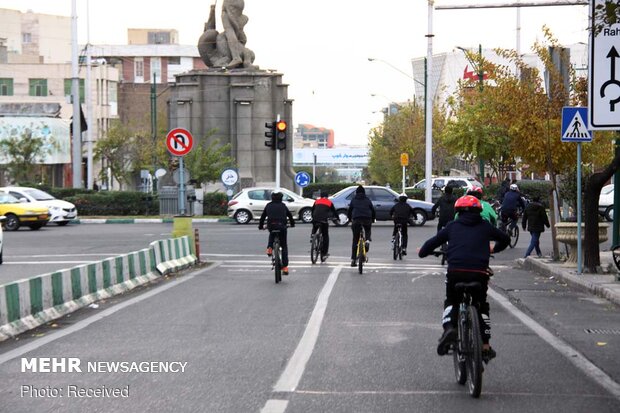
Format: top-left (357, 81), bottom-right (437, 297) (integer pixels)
top-left (293, 124), bottom-right (335, 149)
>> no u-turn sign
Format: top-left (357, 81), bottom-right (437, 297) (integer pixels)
top-left (166, 128), bottom-right (194, 156)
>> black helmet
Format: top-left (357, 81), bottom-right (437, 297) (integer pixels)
top-left (271, 190), bottom-right (283, 201)
top-left (320, 191), bottom-right (329, 198)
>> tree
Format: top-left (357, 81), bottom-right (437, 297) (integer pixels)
top-left (183, 132), bottom-right (235, 185)
top-left (94, 120), bottom-right (136, 190)
top-left (0, 130), bottom-right (57, 184)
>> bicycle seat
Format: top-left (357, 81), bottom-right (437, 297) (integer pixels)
top-left (454, 282), bottom-right (482, 293)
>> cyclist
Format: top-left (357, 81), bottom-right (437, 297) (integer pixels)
top-left (431, 184), bottom-right (457, 232)
top-left (311, 191), bottom-right (337, 260)
top-left (500, 183), bottom-right (526, 231)
top-left (258, 191), bottom-right (296, 275)
top-left (466, 186), bottom-right (497, 227)
top-left (418, 195), bottom-right (510, 362)
top-left (390, 194), bottom-right (413, 255)
top-left (347, 185), bottom-right (376, 267)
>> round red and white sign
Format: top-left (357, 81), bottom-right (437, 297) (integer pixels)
top-left (166, 128), bottom-right (194, 156)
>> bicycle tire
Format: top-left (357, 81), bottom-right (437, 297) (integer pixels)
top-left (453, 316), bottom-right (467, 385)
top-left (509, 225), bottom-right (519, 248)
top-left (358, 238), bottom-right (364, 274)
top-left (612, 245), bottom-right (620, 272)
top-left (393, 233), bottom-right (400, 261)
top-left (311, 231), bottom-right (320, 264)
top-left (273, 238), bottom-right (282, 284)
top-left (466, 305), bottom-right (483, 398)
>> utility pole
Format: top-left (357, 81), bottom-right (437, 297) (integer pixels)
top-left (151, 73), bottom-right (157, 193)
top-left (425, 1), bottom-right (434, 204)
top-left (86, 0), bottom-right (93, 190)
top-left (71, 0), bottom-right (82, 188)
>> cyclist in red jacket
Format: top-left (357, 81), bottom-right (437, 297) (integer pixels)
top-left (311, 191), bottom-right (337, 260)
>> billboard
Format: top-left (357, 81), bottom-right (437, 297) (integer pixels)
top-left (0, 117), bottom-right (70, 164)
top-left (293, 148), bottom-right (368, 165)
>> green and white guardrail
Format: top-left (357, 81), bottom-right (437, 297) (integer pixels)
top-left (0, 236), bottom-right (197, 341)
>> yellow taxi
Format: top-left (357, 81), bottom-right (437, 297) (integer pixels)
top-left (0, 192), bottom-right (50, 231)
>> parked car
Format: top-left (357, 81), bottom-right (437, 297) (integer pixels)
top-left (407, 176), bottom-right (483, 192)
top-left (0, 187), bottom-right (78, 226)
top-left (0, 192), bottom-right (50, 231)
top-left (599, 184), bottom-right (614, 222)
top-left (329, 185), bottom-right (435, 226)
top-left (227, 187), bottom-right (315, 224)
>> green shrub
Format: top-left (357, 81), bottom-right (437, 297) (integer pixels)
top-left (203, 191), bottom-right (228, 215)
top-left (65, 191), bottom-right (159, 216)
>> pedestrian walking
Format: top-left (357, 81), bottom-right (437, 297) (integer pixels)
top-left (522, 196), bottom-right (550, 258)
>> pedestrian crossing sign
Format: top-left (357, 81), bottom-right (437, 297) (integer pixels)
top-left (561, 107), bottom-right (592, 142)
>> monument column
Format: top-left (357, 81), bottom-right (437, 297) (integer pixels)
top-left (233, 99), bottom-right (254, 187)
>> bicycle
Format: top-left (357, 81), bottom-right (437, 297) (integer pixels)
top-left (392, 223), bottom-right (404, 261)
top-left (310, 225), bottom-right (325, 264)
top-left (356, 226), bottom-right (368, 274)
top-left (499, 214), bottom-right (519, 248)
top-left (430, 250), bottom-right (488, 398)
top-left (271, 230), bottom-right (283, 283)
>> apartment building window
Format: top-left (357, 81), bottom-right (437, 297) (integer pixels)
top-left (22, 32), bottom-right (32, 43)
top-left (63, 79), bottom-right (85, 103)
top-left (135, 58), bottom-right (144, 77)
top-left (168, 56), bottom-right (180, 65)
top-left (28, 79), bottom-right (47, 97)
top-left (151, 57), bottom-right (162, 82)
top-left (0, 78), bottom-right (13, 96)
top-left (148, 32), bottom-right (170, 44)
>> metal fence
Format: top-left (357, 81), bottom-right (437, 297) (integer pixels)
top-left (159, 185), bottom-right (196, 216)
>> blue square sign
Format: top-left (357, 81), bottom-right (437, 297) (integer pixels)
top-left (561, 107), bottom-right (592, 142)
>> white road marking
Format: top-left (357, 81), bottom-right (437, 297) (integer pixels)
top-left (259, 399), bottom-right (289, 413)
top-left (0, 263), bottom-right (221, 366)
top-left (488, 288), bottom-right (620, 401)
top-left (273, 266), bottom-right (342, 392)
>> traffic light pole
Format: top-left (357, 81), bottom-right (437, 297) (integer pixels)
top-left (275, 114), bottom-right (281, 190)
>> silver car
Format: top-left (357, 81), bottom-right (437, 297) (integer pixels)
top-left (227, 187), bottom-right (315, 224)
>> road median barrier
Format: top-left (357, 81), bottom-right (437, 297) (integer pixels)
top-left (0, 236), bottom-right (197, 341)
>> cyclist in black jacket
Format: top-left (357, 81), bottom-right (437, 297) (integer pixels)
top-left (347, 185), bottom-right (376, 267)
top-left (418, 195), bottom-right (510, 363)
top-left (258, 191), bottom-right (296, 275)
top-left (390, 194), bottom-right (413, 255)
top-left (431, 184), bottom-right (457, 232)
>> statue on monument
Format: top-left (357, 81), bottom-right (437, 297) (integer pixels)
top-left (197, 0), bottom-right (257, 69)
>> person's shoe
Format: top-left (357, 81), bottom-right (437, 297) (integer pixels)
top-left (266, 247), bottom-right (273, 256)
top-left (365, 241), bottom-right (370, 253)
top-left (282, 266), bottom-right (289, 275)
top-left (537, 253), bottom-right (543, 258)
top-left (321, 253), bottom-right (329, 262)
top-left (482, 347), bottom-right (497, 364)
top-left (437, 325), bottom-right (457, 356)
top-left (350, 259), bottom-right (357, 267)
top-left (402, 249), bottom-right (407, 256)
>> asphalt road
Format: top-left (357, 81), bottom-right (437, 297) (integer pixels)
top-left (0, 221), bottom-right (618, 412)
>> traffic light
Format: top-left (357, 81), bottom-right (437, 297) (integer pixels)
top-left (275, 120), bottom-right (287, 150)
top-left (264, 121), bottom-right (275, 150)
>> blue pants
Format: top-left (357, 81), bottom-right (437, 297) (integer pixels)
top-left (525, 231), bottom-right (542, 257)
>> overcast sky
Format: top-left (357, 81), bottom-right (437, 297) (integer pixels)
top-left (1, 0), bottom-right (591, 146)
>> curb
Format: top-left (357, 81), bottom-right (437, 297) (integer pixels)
top-left (71, 218), bottom-right (233, 224)
top-left (519, 257), bottom-right (620, 307)
top-left (0, 236), bottom-right (197, 341)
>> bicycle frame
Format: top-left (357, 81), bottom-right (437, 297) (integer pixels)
top-left (357, 226), bottom-right (367, 274)
top-left (271, 231), bottom-right (282, 283)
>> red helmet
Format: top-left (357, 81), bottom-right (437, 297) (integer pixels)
top-left (454, 195), bottom-right (482, 212)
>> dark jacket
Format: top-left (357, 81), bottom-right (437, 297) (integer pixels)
top-left (258, 200), bottom-right (295, 230)
top-left (432, 193), bottom-right (457, 227)
top-left (390, 200), bottom-right (413, 221)
top-left (522, 201), bottom-right (550, 232)
top-left (497, 179), bottom-right (510, 201)
top-left (347, 193), bottom-right (376, 221)
top-left (312, 198), bottom-right (337, 222)
top-left (418, 211), bottom-right (510, 272)
top-left (501, 190), bottom-right (525, 213)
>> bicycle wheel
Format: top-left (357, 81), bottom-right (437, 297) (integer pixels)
top-left (453, 315), bottom-right (467, 385)
top-left (358, 239), bottom-right (365, 274)
top-left (392, 233), bottom-right (400, 261)
top-left (310, 231), bottom-right (320, 264)
top-left (466, 306), bottom-right (483, 398)
top-left (509, 225), bottom-right (519, 248)
top-left (273, 238), bottom-right (282, 284)
top-left (441, 243), bottom-right (447, 266)
top-left (612, 245), bottom-right (620, 272)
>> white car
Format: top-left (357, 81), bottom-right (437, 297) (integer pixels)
top-left (407, 176), bottom-right (483, 192)
top-left (599, 184), bottom-right (614, 222)
top-left (227, 187), bottom-right (315, 224)
top-left (0, 186), bottom-right (78, 226)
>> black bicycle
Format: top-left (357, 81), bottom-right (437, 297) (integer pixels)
top-left (311, 225), bottom-right (325, 264)
top-left (392, 224), bottom-right (404, 260)
top-left (499, 215), bottom-right (519, 248)
top-left (271, 230), bottom-right (283, 283)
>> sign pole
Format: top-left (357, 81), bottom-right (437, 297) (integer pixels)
top-left (179, 156), bottom-right (186, 216)
top-left (276, 114), bottom-right (281, 190)
top-left (577, 142), bottom-right (582, 274)
top-left (402, 166), bottom-right (406, 194)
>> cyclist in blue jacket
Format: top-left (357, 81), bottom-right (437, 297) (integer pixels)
top-left (418, 195), bottom-right (510, 363)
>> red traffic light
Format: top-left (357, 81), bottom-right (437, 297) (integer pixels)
top-left (276, 120), bottom-right (287, 131)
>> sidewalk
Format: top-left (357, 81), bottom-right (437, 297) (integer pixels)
top-left (519, 251), bottom-right (620, 307)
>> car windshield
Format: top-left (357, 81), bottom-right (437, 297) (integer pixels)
top-left (331, 187), bottom-right (352, 198)
top-left (0, 193), bottom-right (20, 204)
top-left (24, 188), bottom-right (55, 201)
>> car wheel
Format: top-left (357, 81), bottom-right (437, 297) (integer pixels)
top-left (234, 209), bottom-right (252, 224)
top-left (57, 221), bottom-right (69, 226)
top-left (4, 214), bottom-right (19, 231)
top-left (605, 205), bottom-right (614, 222)
top-left (0, 249), bottom-right (3, 264)
top-left (409, 209), bottom-right (427, 226)
top-left (300, 208), bottom-right (313, 224)
top-left (334, 209), bottom-right (350, 227)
